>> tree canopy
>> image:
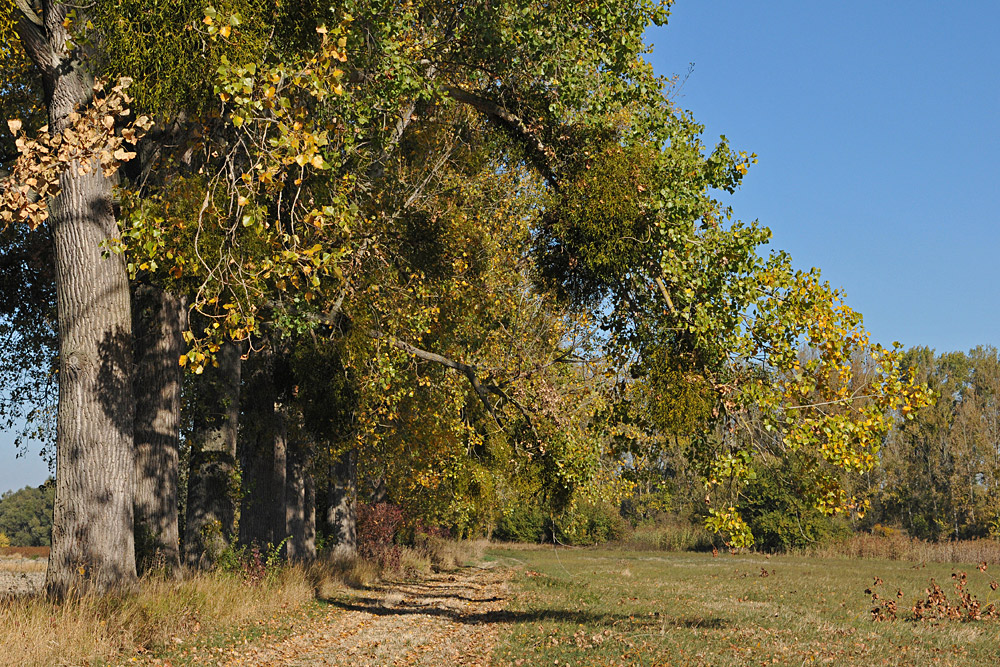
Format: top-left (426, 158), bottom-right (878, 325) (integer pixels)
top-left (0, 0), bottom-right (935, 593)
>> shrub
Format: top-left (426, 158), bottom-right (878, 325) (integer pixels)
top-left (556, 501), bottom-right (629, 545)
top-left (742, 461), bottom-right (849, 552)
top-left (356, 502), bottom-right (404, 571)
top-left (495, 504), bottom-right (547, 543)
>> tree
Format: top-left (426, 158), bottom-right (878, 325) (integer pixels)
top-left (1, 2), bottom-right (156, 596)
top-left (183, 340), bottom-right (241, 568)
top-left (867, 347), bottom-right (1000, 540)
top-left (0, 481), bottom-right (54, 546)
top-left (132, 286), bottom-right (186, 573)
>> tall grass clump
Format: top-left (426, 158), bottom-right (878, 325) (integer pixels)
top-left (806, 528), bottom-right (1000, 564)
top-left (621, 518), bottom-right (719, 552)
top-left (0, 567), bottom-right (314, 667)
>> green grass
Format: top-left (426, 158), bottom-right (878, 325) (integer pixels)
top-left (488, 546), bottom-right (1000, 666)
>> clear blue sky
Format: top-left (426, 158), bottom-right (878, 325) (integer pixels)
top-left (0, 434), bottom-right (49, 496)
top-left (647, 1), bottom-right (1000, 354)
top-left (2, 2), bottom-right (998, 494)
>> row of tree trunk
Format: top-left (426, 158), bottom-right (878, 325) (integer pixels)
top-left (11, 0), bottom-right (359, 596)
top-left (131, 292), bottom-right (356, 575)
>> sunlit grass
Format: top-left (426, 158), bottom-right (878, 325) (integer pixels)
top-left (489, 547), bottom-right (1000, 666)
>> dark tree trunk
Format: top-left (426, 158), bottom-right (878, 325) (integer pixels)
top-left (305, 467), bottom-right (316, 558)
top-left (238, 349), bottom-right (287, 549)
top-left (184, 340), bottom-right (241, 568)
top-left (17, 2), bottom-right (137, 597)
top-left (327, 449), bottom-right (357, 560)
top-left (132, 286), bottom-right (186, 574)
top-left (285, 433), bottom-right (315, 562)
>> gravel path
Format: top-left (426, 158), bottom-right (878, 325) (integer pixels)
top-left (220, 563), bottom-right (511, 667)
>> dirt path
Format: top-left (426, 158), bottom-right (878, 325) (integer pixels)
top-left (222, 563), bottom-right (511, 667)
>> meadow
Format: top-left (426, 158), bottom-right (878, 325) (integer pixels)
top-left (5, 541), bottom-right (1000, 666)
top-left (488, 546), bottom-right (1000, 666)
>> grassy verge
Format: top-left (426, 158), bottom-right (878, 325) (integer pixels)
top-left (0, 538), bottom-right (488, 667)
top-left (0, 568), bottom-right (315, 667)
top-left (488, 546), bottom-right (1000, 666)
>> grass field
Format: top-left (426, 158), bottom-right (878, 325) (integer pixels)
top-left (487, 546), bottom-right (1000, 666)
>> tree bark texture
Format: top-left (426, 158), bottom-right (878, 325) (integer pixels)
top-left (132, 286), bottom-right (186, 574)
top-left (19, 2), bottom-right (138, 597)
top-left (284, 432), bottom-right (315, 562)
top-left (184, 340), bottom-right (241, 568)
top-left (327, 448), bottom-right (357, 560)
top-left (238, 349), bottom-right (287, 549)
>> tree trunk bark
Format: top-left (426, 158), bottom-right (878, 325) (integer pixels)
top-left (25, 3), bottom-right (138, 598)
top-left (327, 448), bottom-right (357, 560)
top-left (133, 286), bottom-right (186, 574)
top-left (285, 432), bottom-right (315, 562)
top-left (238, 349), bottom-right (287, 550)
top-left (184, 340), bottom-right (241, 568)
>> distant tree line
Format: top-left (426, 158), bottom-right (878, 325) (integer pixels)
top-left (0, 480), bottom-right (53, 547)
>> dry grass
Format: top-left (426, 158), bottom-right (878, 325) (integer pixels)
top-left (309, 555), bottom-right (382, 594)
top-left (805, 533), bottom-right (1000, 564)
top-left (0, 538), bottom-right (491, 667)
top-left (417, 536), bottom-right (488, 571)
top-left (0, 547), bottom-right (50, 558)
top-left (311, 538), bottom-right (488, 596)
top-left (0, 567), bottom-right (315, 667)
top-left (618, 520), bottom-right (719, 553)
top-left (0, 555), bottom-right (47, 574)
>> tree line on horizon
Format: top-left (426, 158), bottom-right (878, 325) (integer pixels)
top-left (0, 0), bottom-right (928, 597)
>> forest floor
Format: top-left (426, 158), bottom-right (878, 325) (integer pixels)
top-left (149, 561), bottom-right (512, 667)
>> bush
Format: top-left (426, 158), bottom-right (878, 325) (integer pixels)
top-left (743, 462), bottom-right (849, 552)
top-left (555, 501), bottom-right (629, 545)
top-left (494, 501), bottom-right (629, 546)
top-left (356, 503), bottom-right (404, 570)
top-left (494, 504), bottom-right (547, 543)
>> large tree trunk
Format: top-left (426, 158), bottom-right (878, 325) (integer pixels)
top-left (17, 2), bottom-right (138, 598)
top-left (133, 286), bottom-right (186, 574)
top-left (327, 448), bottom-right (357, 560)
top-left (238, 349), bottom-right (287, 549)
top-left (184, 340), bottom-right (241, 568)
top-left (284, 432), bottom-right (315, 562)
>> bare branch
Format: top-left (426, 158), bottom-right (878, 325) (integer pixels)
top-left (375, 330), bottom-right (503, 427)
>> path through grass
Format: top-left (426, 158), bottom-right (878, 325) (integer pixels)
top-left (488, 547), bottom-right (1000, 666)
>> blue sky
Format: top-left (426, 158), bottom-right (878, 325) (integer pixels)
top-left (646, 1), bottom-right (1000, 354)
top-left (2, 2), bottom-right (998, 494)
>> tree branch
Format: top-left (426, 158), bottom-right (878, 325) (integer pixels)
top-left (445, 86), bottom-right (559, 188)
top-left (12, 0), bottom-right (57, 74)
top-left (377, 331), bottom-right (504, 428)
